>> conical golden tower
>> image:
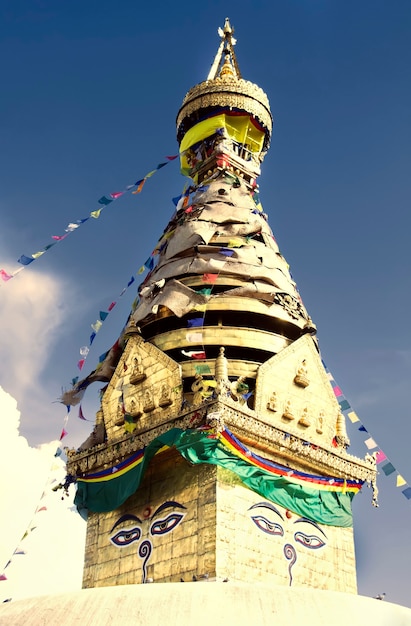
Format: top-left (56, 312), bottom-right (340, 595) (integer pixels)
top-left (66, 19), bottom-right (376, 592)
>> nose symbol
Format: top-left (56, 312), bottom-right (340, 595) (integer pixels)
top-left (283, 543), bottom-right (297, 586)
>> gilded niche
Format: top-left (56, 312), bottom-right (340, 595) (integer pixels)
top-left (101, 335), bottom-right (183, 440)
top-left (254, 335), bottom-right (345, 447)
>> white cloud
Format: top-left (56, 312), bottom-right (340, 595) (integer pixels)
top-left (0, 267), bottom-right (67, 401)
top-left (0, 387), bottom-right (86, 601)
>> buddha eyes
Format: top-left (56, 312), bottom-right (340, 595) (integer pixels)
top-left (250, 515), bottom-right (284, 536)
top-left (110, 511), bottom-right (185, 547)
top-left (294, 532), bottom-right (325, 550)
top-left (250, 514), bottom-right (326, 551)
top-left (110, 527), bottom-right (141, 547)
top-left (151, 513), bottom-right (185, 535)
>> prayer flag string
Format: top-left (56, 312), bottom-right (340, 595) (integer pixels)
top-left (323, 362), bottom-right (411, 502)
top-left (0, 155), bottom-right (178, 284)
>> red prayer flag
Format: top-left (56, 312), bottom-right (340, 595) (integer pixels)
top-left (375, 450), bottom-right (387, 464)
top-left (78, 405), bottom-right (87, 420)
top-left (110, 192), bottom-right (124, 199)
top-left (333, 386), bottom-right (343, 397)
top-left (107, 301), bottom-right (116, 311)
top-left (59, 428), bottom-right (68, 440)
top-left (0, 269), bottom-right (13, 281)
top-left (77, 359), bottom-right (85, 370)
top-left (166, 155), bottom-right (178, 160)
top-left (202, 273), bottom-right (218, 284)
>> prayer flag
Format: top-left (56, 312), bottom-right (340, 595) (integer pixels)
top-left (381, 462), bottom-right (395, 476)
top-left (99, 311), bottom-right (109, 321)
top-left (156, 162), bottom-right (167, 169)
top-left (145, 169), bottom-right (157, 178)
top-left (89, 332), bottom-right (96, 345)
top-left (347, 411), bottom-right (360, 423)
top-left (71, 377), bottom-right (79, 386)
top-left (358, 425), bottom-right (368, 433)
top-left (0, 574), bottom-right (7, 581)
top-left (326, 372), bottom-right (334, 381)
top-left (79, 405), bottom-right (87, 421)
top-left (396, 475), bottom-right (406, 487)
top-left (110, 192), bottom-right (124, 199)
top-left (132, 179), bottom-right (145, 194)
top-left (91, 320), bottom-right (103, 332)
top-left (196, 288), bottom-right (212, 295)
top-left (79, 346), bottom-right (89, 357)
top-left (145, 257), bottom-right (154, 271)
top-left (59, 428), bottom-right (68, 440)
top-left (220, 248), bottom-right (235, 257)
top-left (333, 386), bottom-right (343, 397)
top-left (52, 234), bottom-right (68, 240)
top-left (77, 359), bottom-right (85, 371)
top-left (127, 276), bottom-right (135, 287)
top-left (228, 238), bottom-right (243, 248)
top-left (32, 251), bottom-right (45, 259)
top-left (138, 265), bottom-right (145, 274)
top-left (43, 243), bottom-right (56, 250)
top-left (195, 364), bottom-right (211, 375)
top-left (192, 304), bottom-right (207, 312)
top-left (338, 399), bottom-right (350, 411)
top-left (375, 450), bottom-right (387, 464)
top-left (108, 302), bottom-right (116, 311)
top-left (186, 332), bottom-right (203, 343)
top-left (66, 223), bottom-right (79, 231)
top-left (187, 318), bottom-right (204, 328)
top-left (402, 487), bottom-right (411, 500)
top-left (203, 273), bottom-right (218, 284)
top-left (166, 155), bottom-right (178, 160)
top-left (18, 254), bottom-right (34, 266)
top-left (0, 269), bottom-right (13, 281)
top-left (364, 437), bottom-right (378, 450)
top-left (90, 209), bottom-right (102, 219)
top-left (99, 350), bottom-right (109, 363)
top-left (98, 196), bottom-right (113, 205)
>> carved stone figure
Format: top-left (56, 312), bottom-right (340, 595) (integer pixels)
top-left (282, 400), bottom-right (294, 421)
top-left (267, 391), bottom-right (278, 412)
top-left (298, 407), bottom-right (311, 428)
top-left (294, 360), bottom-right (309, 388)
top-left (158, 383), bottom-right (172, 407)
top-left (130, 355), bottom-right (146, 384)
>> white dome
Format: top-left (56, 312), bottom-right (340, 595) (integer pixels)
top-left (1, 582), bottom-right (410, 626)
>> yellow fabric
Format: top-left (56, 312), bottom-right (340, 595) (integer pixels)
top-left (180, 113), bottom-right (265, 175)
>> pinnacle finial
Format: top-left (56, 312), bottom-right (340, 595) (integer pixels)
top-left (207, 18), bottom-right (241, 81)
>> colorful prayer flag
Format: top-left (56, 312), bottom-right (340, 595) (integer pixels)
top-left (396, 475), bottom-right (406, 487)
top-left (110, 192), bottom-right (124, 199)
top-left (187, 318), bottom-right (204, 328)
top-left (375, 450), bottom-right (387, 464)
top-left (338, 399), bottom-right (350, 411)
top-left (59, 428), bottom-right (68, 440)
top-left (364, 437), bottom-right (378, 450)
top-left (333, 386), bottom-right (343, 397)
top-left (347, 411), bottom-right (360, 423)
top-left (402, 487), bottom-right (411, 499)
top-left (203, 273), bottom-right (218, 283)
top-left (98, 196), bottom-right (113, 206)
top-left (0, 269), bottom-right (13, 281)
top-left (107, 302), bottom-right (116, 311)
top-left (220, 248), bottom-right (235, 256)
top-left (32, 251), bottom-right (45, 259)
top-left (99, 311), bottom-right (109, 321)
top-left (91, 320), bottom-right (103, 332)
top-left (79, 405), bottom-right (87, 421)
top-left (358, 425), bottom-right (368, 433)
top-left (90, 209), bottom-right (102, 219)
top-left (195, 364), bottom-right (211, 375)
top-left (381, 462), bottom-right (395, 476)
top-left (77, 359), bottom-right (85, 371)
top-left (17, 254), bottom-right (34, 266)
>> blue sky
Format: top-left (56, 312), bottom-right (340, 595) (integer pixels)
top-left (0, 0), bottom-right (410, 606)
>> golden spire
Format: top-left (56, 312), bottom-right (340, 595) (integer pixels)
top-left (207, 18), bottom-right (241, 80)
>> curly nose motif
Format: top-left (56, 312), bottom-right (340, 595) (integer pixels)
top-left (283, 543), bottom-right (297, 586)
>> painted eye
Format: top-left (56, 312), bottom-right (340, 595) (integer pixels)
top-left (150, 513), bottom-right (185, 536)
top-left (110, 526), bottom-right (141, 547)
top-left (294, 532), bottom-right (325, 549)
top-left (251, 515), bottom-right (284, 536)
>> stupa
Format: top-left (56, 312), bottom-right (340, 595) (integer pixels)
top-left (4, 19), bottom-right (410, 626)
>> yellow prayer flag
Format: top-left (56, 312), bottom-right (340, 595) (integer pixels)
top-left (90, 209), bottom-right (102, 219)
top-left (32, 251), bottom-right (45, 259)
top-left (396, 475), bottom-right (406, 487)
top-left (192, 304), bottom-right (207, 312)
top-left (145, 170), bottom-right (157, 179)
top-left (228, 238), bottom-right (243, 248)
top-left (347, 411), bottom-right (360, 423)
top-left (138, 265), bottom-right (146, 274)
